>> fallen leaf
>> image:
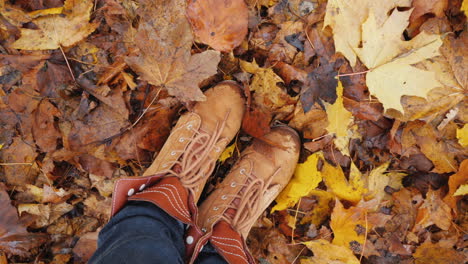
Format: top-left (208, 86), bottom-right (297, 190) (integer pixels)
top-left (17, 202), bottom-right (74, 228)
top-left (241, 106), bottom-right (272, 139)
top-left (322, 160), bottom-right (366, 204)
top-left (272, 152), bottom-right (323, 212)
top-left (359, 11), bottom-right (444, 113)
top-left (83, 195), bottom-right (111, 221)
top-left (410, 0), bottom-right (448, 24)
top-left (187, 0), bottom-right (248, 52)
top-left (32, 100), bottom-right (62, 152)
top-left (402, 121), bottom-right (458, 173)
top-left (125, 0), bottom-right (221, 102)
top-left (0, 183), bottom-right (47, 257)
top-left (240, 59), bottom-right (295, 111)
top-left (444, 159), bottom-right (468, 210)
top-left (456, 124), bottom-right (468, 147)
top-left (325, 81), bottom-right (353, 155)
top-left (414, 189), bottom-right (452, 232)
top-left (218, 143), bottom-right (236, 163)
top-left (299, 190), bottom-right (334, 226)
top-left (1, 137), bottom-right (40, 186)
top-left (73, 231), bottom-right (98, 262)
top-left (413, 240), bottom-right (466, 264)
top-left (11, 0), bottom-right (98, 50)
top-left (324, 0), bottom-right (412, 66)
top-left (289, 103), bottom-right (328, 140)
top-left (302, 239), bottom-right (360, 264)
top-left (453, 184), bottom-right (468, 196)
top-left (330, 199), bottom-right (367, 248)
top-left (365, 162), bottom-right (405, 206)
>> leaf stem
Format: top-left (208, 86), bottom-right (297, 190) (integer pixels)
top-left (59, 45), bottom-right (76, 82)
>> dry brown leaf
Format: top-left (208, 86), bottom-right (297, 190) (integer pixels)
top-left (17, 202), bottom-right (74, 228)
top-left (73, 231), bottom-right (99, 263)
top-left (1, 137), bottom-right (39, 186)
top-left (443, 159), bottom-right (468, 212)
top-left (11, 0), bottom-right (98, 50)
top-left (414, 189), bottom-right (452, 232)
top-left (402, 121), bottom-right (458, 173)
top-left (413, 240), bottom-right (466, 264)
top-left (187, 0), bottom-right (248, 52)
top-left (410, 0), bottom-right (448, 24)
top-left (125, 0), bottom-right (220, 103)
top-left (32, 100), bottom-right (62, 152)
top-left (0, 183), bottom-right (47, 257)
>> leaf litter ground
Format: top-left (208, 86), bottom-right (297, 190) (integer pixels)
top-left (0, 0), bottom-right (467, 263)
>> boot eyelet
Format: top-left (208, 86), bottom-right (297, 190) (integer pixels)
top-left (162, 164), bottom-right (168, 168)
top-left (214, 146), bottom-right (221, 153)
top-left (202, 228), bottom-right (207, 233)
top-left (230, 182), bottom-right (236, 187)
top-left (213, 206), bottom-right (219, 211)
top-left (139, 184), bottom-right (146, 191)
top-left (179, 137), bottom-right (185, 142)
top-left (221, 195), bottom-right (227, 200)
top-left (240, 168), bottom-right (246, 174)
top-left (186, 236), bottom-right (194, 245)
top-left (127, 188), bottom-right (135, 196)
top-left (171, 151), bottom-right (176, 156)
top-left (187, 124), bottom-right (193, 129)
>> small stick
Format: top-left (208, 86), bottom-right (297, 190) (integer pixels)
top-left (337, 70), bottom-right (370, 77)
top-left (0, 162), bottom-right (33, 166)
top-left (59, 45), bottom-right (76, 82)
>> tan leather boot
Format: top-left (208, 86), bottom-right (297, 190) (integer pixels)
top-left (110, 81), bottom-right (245, 223)
top-left (186, 126), bottom-right (300, 264)
top-left (142, 81), bottom-right (245, 202)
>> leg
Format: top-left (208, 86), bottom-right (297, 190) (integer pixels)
top-left (89, 201), bottom-right (185, 264)
top-left (195, 243), bottom-right (228, 264)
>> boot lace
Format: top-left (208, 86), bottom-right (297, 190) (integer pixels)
top-left (209, 160), bottom-right (282, 235)
top-left (160, 112), bottom-right (229, 196)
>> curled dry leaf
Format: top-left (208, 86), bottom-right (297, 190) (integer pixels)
top-left (0, 184), bottom-right (47, 257)
top-left (187, 0), bottom-right (248, 52)
top-left (11, 0), bottom-right (98, 50)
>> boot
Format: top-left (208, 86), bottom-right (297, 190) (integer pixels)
top-left (186, 126), bottom-right (300, 263)
top-left (110, 81), bottom-right (245, 225)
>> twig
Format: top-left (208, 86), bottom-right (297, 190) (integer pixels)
top-left (0, 162), bottom-right (33, 166)
top-left (59, 45), bottom-right (76, 82)
top-left (359, 211), bottom-right (368, 262)
top-left (336, 70), bottom-right (370, 77)
top-left (292, 197), bottom-right (302, 243)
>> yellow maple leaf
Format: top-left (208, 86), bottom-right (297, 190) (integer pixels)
top-left (240, 59), bottom-right (295, 110)
top-left (272, 152), bottom-right (323, 212)
top-left (365, 162), bottom-right (405, 206)
top-left (322, 160), bottom-right (366, 204)
top-left (456, 124), bottom-right (468, 147)
top-left (11, 0), bottom-right (98, 50)
top-left (300, 190), bottom-right (334, 226)
top-left (330, 199), bottom-right (367, 248)
top-left (454, 184), bottom-right (468, 196)
top-left (302, 239), bottom-right (360, 264)
top-left (325, 81), bottom-right (354, 155)
top-left (462, 0), bottom-right (468, 17)
top-left (357, 9), bottom-right (444, 113)
top-left (218, 143), bottom-right (236, 163)
top-left (324, 0), bottom-right (411, 66)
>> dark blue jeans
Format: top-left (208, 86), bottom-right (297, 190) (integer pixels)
top-left (89, 201), bottom-right (227, 264)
